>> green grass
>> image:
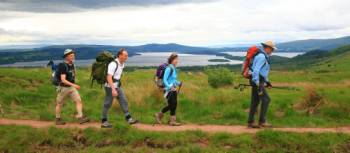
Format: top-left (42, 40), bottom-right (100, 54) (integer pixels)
top-left (0, 125), bottom-right (349, 153)
top-left (0, 51), bottom-right (350, 127)
top-left (0, 46), bottom-right (350, 152)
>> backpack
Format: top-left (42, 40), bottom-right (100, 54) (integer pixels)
top-left (52, 62), bottom-right (74, 86)
top-left (90, 51), bottom-right (116, 86)
top-left (241, 45), bottom-right (263, 79)
top-left (154, 63), bottom-right (173, 88)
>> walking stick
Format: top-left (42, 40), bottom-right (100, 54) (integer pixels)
top-left (234, 83), bottom-right (300, 91)
top-left (177, 82), bottom-right (183, 94)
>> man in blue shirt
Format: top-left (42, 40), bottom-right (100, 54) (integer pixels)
top-left (248, 41), bottom-right (276, 128)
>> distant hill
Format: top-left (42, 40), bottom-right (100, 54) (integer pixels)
top-left (0, 43), bottom-right (229, 64)
top-left (272, 44), bottom-right (350, 70)
top-left (1, 36), bottom-right (350, 64)
top-left (277, 36), bottom-right (350, 52)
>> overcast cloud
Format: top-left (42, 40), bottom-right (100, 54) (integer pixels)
top-left (0, 0), bottom-right (349, 46)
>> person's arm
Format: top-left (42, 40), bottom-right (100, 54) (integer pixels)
top-left (163, 67), bottom-right (173, 90)
top-left (252, 55), bottom-right (266, 86)
top-left (106, 74), bottom-right (116, 89)
top-left (106, 62), bottom-right (118, 97)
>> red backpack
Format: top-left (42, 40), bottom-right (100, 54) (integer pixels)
top-left (241, 45), bottom-right (261, 79)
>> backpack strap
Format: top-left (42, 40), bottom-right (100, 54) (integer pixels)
top-left (110, 60), bottom-right (122, 88)
top-left (249, 50), bottom-right (269, 70)
top-left (111, 61), bottom-right (119, 81)
top-left (72, 63), bottom-right (76, 79)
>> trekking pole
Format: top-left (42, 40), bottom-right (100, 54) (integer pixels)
top-left (234, 83), bottom-right (300, 91)
top-left (271, 86), bottom-right (300, 91)
top-left (177, 82), bottom-right (183, 94)
top-left (234, 84), bottom-right (251, 91)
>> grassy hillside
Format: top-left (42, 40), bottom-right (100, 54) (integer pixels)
top-left (0, 45), bottom-right (350, 127)
top-left (0, 45), bottom-right (349, 152)
top-left (277, 36), bottom-right (350, 51)
top-left (272, 45), bottom-right (350, 70)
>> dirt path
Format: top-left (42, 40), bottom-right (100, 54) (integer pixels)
top-left (1, 118), bottom-right (350, 134)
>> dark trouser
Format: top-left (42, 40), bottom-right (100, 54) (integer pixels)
top-left (161, 91), bottom-right (177, 116)
top-left (102, 87), bottom-right (131, 122)
top-left (248, 79), bottom-right (271, 124)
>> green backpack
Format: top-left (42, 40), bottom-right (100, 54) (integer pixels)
top-left (90, 51), bottom-right (116, 86)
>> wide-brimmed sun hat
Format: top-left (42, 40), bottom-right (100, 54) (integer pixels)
top-left (261, 41), bottom-right (277, 51)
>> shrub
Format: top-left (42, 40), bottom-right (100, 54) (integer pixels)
top-left (205, 67), bottom-right (233, 88)
top-left (294, 86), bottom-right (325, 115)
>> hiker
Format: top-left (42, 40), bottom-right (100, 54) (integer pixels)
top-left (47, 59), bottom-right (56, 72)
top-left (247, 41), bottom-right (276, 128)
top-left (101, 48), bottom-right (138, 128)
top-left (155, 53), bottom-right (182, 126)
top-left (47, 59), bottom-right (57, 78)
top-left (55, 49), bottom-right (90, 125)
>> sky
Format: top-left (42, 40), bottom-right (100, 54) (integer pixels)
top-left (0, 0), bottom-right (349, 46)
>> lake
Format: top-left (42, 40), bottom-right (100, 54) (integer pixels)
top-left (0, 52), bottom-right (242, 67)
top-left (223, 52), bottom-right (304, 58)
top-left (0, 52), bottom-right (304, 67)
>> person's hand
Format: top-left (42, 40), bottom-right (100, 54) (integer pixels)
top-left (251, 81), bottom-right (258, 87)
top-left (171, 86), bottom-right (177, 91)
top-left (258, 85), bottom-right (264, 96)
top-left (266, 81), bottom-right (272, 89)
top-left (73, 84), bottom-right (81, 90)
top-left (112, 88), bottom-right (118, 97)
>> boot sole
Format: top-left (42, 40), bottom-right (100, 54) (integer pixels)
top-left (128, 121), bottom-right (139, 125)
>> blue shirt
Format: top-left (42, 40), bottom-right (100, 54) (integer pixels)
top-left (163, 64), bottom-right (181, 91)
top-left (251, 48), bottom-right (270, 85)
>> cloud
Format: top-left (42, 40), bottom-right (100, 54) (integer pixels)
top-left (0, 0), bottom-right (350, 46)
top-left (0, 0), bottom-right (213, 13)
top-left (0, 28), bottom-right (36, 43)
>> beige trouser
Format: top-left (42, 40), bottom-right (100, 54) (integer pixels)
top-left (56, 86), bottom-right (81, 106)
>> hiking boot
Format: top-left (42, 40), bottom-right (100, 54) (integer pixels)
top-left (259, 122), bottom-right (272, 128)
top-left (247, 123), bottom-right (260, 128)
top-left (101, 121), bottom-right (113, 128)
top-left (154, 112), bottom-right (164, 124)
top-left (127, 118), bottom-right (139, 125)
top-left (78, 116), bottom-right (90, 124)
top-left (168, 116), bottom-right (181, 126)
top-left (55, 118), bottom-right (66, 125)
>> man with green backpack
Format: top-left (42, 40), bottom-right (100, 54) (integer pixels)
top-left (91, 48), bottom-right (138, 128)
